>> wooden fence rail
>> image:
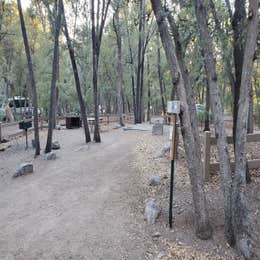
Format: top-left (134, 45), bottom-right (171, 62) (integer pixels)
top-left (0, 114), bottom-right (134, 142)
top-left (0, 121), bottom-right (36, 142)
top-left (203, 131), bottom-right (260, 181)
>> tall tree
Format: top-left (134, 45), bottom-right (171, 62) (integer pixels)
top-left (17, 0), bottom-right (40, 156)
top-left (135, 0), bottom-right (145, 123)
top-left (123, 4), bottom-right (136, 119)
top-left (166, 3), bottom-right (202, 159)
top-left (204, 75), bottom-right (210, 132)
top-left (193, 0), bottom-right (234, 245)
top-left (156, 33), bottom-right (166, 116)
top-left (147, 55), bottom-right (151, 122)
top-left (60, 0), bottom-right (91, 143)
top-left (232, 0), bottom-right (258, 258)
top-left (113, 1), bottom-right (124, 126)
top-left (45, 0), bottom-right (62, 153)
top-left (232, 0), bottom-right (247, 141)
top-left (151, 0), bottom-right (212, 240)
top-left (90, 0), bottom-right (111, 142)
top-left (247, 82), bottom-right (254, 133)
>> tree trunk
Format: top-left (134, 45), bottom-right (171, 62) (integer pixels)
top-left (124, 5), bottom-right (136, 121)
top-left (90, 0), bottom-right (110, 142)
top-left (61, 0), bottom-right (91, 143)
top-left (113, 6), bottom-right (124, 126)
top-left (233, 1), bottom-right (258, 258)
top-left (247, 82), bottom-right (254, 133)
top-left (157, 33), bottom-right (166, 115)
top-left (204, 78), bottom-right (210, 132)
top-left (194, 0), bottom-right (234, 244)
top-left (45, 0), bottom-right (62, 153)
top-left (90, 0), bottom-right (101, 142)
top-left (151, 0), bottom-right (212, 240)
top-left (17, 0), bottom-right (40, 156)
top-left (147, 56), bottom-right (151, 122)
top-left (92, 57), bottom-right (101, 142)
top-left (232, 0), bottom-right (246, 143)
top-left (135, 0), bottom-right (145, 123)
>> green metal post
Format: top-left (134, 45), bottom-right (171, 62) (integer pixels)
top-left (169, 158), bottom-right (174, 228)
top-left (169, 114), bottom-right (177, 228)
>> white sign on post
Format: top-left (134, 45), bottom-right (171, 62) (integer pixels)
top-left (167, 101), bottom-right (180, 114)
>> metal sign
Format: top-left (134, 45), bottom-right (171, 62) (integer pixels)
top-left (167, 101), bottom-right (180, 114)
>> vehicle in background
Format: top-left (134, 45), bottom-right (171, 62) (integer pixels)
top-left (0, 96), bottom-right (41, 121)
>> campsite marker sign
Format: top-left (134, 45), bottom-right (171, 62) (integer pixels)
top-left (167, 100), bottom-right (180, 228)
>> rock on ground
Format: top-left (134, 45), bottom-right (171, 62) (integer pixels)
top-left (148, 176), bottom-right (161, 186)
top-left (13, 163), bottom-right (33, 178)
top-left (144, 198), bottom-right (161, 224)
top-left (0, 142), bottom-right (11, 152)
top-left (154, 251), bottom-right (167, 260)
top-left (44, 152), bottom-right (57, 160)
top-left (52, 141), bottom-right (61, 150)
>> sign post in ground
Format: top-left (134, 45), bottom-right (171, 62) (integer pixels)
top-left (167, 100), bottom-right (180, 228)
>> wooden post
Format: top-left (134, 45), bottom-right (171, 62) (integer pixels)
top-left (175, 123), bottom-right (179, 160)
top-left (170, 115), bottom-right (176, 160)
top-left (203, 131), bottom-right (211, 181)
top-left (0, 122), bottom-right (2, 143)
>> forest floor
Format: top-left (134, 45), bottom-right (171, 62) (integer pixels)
top-left (0, 121), bottom-right (259, 259)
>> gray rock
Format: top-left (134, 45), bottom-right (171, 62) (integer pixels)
top-left (145, 198), bottom-right (161, 224)
top-left (148, 176), bottom-right (161, 186)
top-left (154, 251), bottom-right (167, 260)
top-left (152, 232), bottom-right (161, 238)
top-left (52, 141), bottom-right (60, 150)
top-left (44, 152), bottom-right (57, 160)
top-left (13, 163), bottom-right (33, 178)
top-left (0, 142), bottom-right (11, 151)
top-left (152, 123), bottom-right (163, 135)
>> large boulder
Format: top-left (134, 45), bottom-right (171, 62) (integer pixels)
top-left (148, 176), bottom-right (161, 186)
top-left (152, 123), bottom-right (163, 136)
top-left (144, 198), bottom-right (161, 224)
top-left (52, 141), bottom-right (60, 150)
top-left (13, 163), bottom-right (33, 178)
top-left (44, 152), bottom-right (57, 160)
top-left (0, 142), bottom-right (11, 152)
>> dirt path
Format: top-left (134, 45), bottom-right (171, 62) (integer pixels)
top-left (0, 128), bottom-right (156, 260)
